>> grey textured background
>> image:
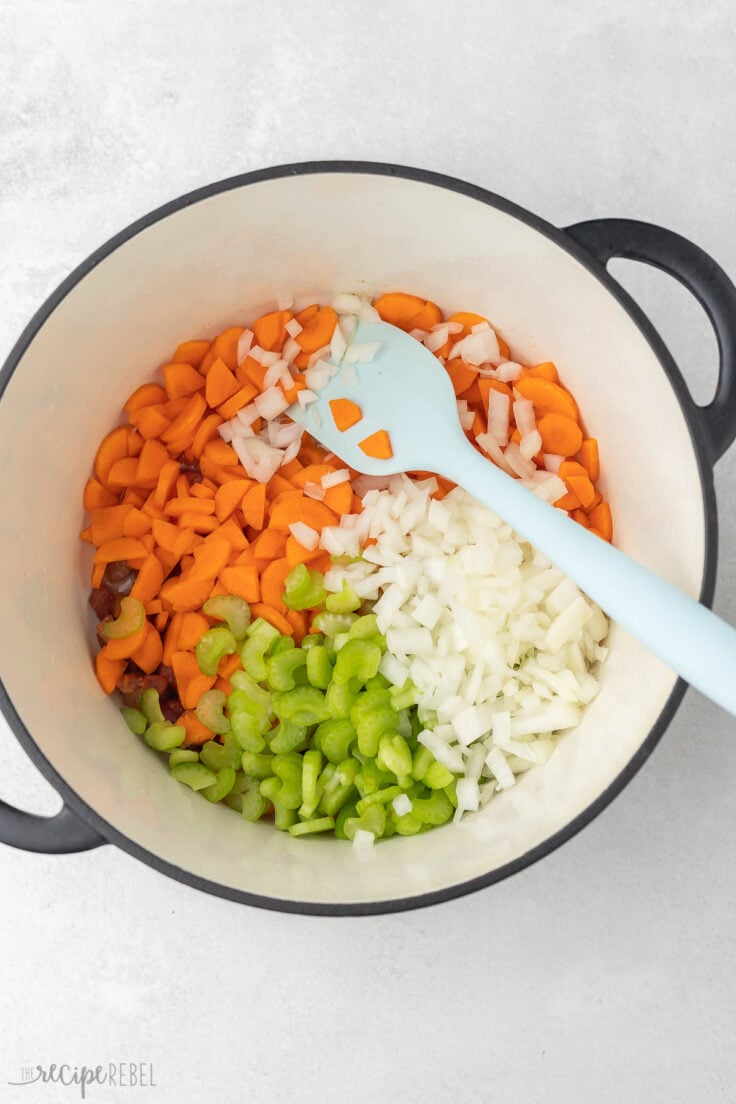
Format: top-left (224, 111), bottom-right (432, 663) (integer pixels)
top-left (1, 2), bottom-right (735, 1102)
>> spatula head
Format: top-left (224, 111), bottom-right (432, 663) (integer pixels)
top-left (287, 320), bottom-right (464, 475)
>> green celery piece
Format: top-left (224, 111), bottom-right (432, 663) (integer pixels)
top-left (334, 802), bottom-right (358, 840)
top-left (195, 626), bottom-right (237, 677)
top-left (169, 748), bottom-right (199, 768)
top-left (121, 706), bottom-right (146, 735)
top-left (102, 596), bottom-right (145, 640)
top-left (299, 749), bottom-right (324, 816)
top-left (170, 761), bottom-right (217, 791)
top-left (325, 678), bottom-right (359, 718)
top-left (356, 785), bottom-right (402, 816)
top-left (389, 680), bottom-right (419, 711)
top-left (424, 760), bottom-right (455, 790)
top-left (333, 639), bottom-right (382, 685)
top-left (392, 808), bottom-right (424, 835)
top-left (268, 719), bottom-right (308, 754)
top-left (282, 564), bottom-right (327, 611)
top-left (271, 752), bottom-right (303, 810)
top-left (325, 579), bottom-right (361, 614)
top-left (140, 687), bottom-right (165, 725)
top-left (240, 634), bottom-right (270, 681)
top-left (265, 648), bottom-right (307, 691)
top-left (315, 718), bottom-right (357, 764)
top-left (306, 645), bottom-right (334, 689)
top-left (344, 805), bottom-right (386, 841)
top-left (201, 766), bottom-right (237, 803)
top-left (318, 759), bottom-right (360, 817)
top-left (347, 614), bottom-right (381, 640)
top-left (230, 670), bottom-right (273, 713)
top-left (270, 635), bottom-right (295, 655)
top-left (203, 594), bottom-right (251, 640)
top-left (289, 816), bottom-right (335, 837)
top-left (144, 722), bottom-right (185, 751)
top-left (272, 686), bottom-right (330, 726)
top-left (312, 611), bottom-right (357, 638)
top-left (377, 732), bottom-right (413, 778)
top-left (240, 751), bottom-right (274, 779)
top-left (259, 777), bottom-right (298, 830)
top-left (200, 733), bottom-right (242, 772)
top-left (195, 689), bottom-right (230, 735)
top-left (365, 673), bottom-right (391, 692)
top-left (244, 616), bottom-right (280, 644)
top-left (413, 790), bottom-right (454, 825)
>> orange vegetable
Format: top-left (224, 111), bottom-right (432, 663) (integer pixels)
top-left (180, 710), bottom-right (215, 747)
top-left (214, 478), bottom-right (253, 522)
top-left (579, 438), bottom-right (600, 482)
top-left (265, 473), bottom-right (295, 500)
top-left (252, 528), bottom-right (289, 562)
top-left (122, 508), bottom-right (151, 539)
top-left (514, 377), bottom-right (578, 421)
top-left (219, 564), bottom-right (261, 603)
top-left (530, 361), bottom-right (559, 382)
top-left (189, 539), bottom-right (232, 582)
top-left (374, 292), bottom-right (426, 330)
top-left (329, 398), bottom-right (363, 432)
top-left (237, 355), bottom-right (267, 392)
top-left (79, 526), bottom-right (94, 543)
top-left (572, 509), bottom-right (590, 528)
top-left (130, 555), bottom-right (165, 603)
top-left (106, 457), bottom-right (142, 490)
top-left (446, 360), bottom-right (477, 396)
top-left (93, 537), bottom-right (149, 564)
top-left (205, 358), bottom-right (240, 409)
top-left (285, 534), bottom-right (323, 567)
top-left (173, 339), bottom-right (210, 368)
top-left (202, 438), bottom-right (239, 467)
top-left (446, 311), bottom-right (489, 336)
top-left (566, 474), bottom-right (596, 510)
top-left (259, 557), bottom-right (291, 612)
top-left (94, 426), bottom-right (129, 485)
top-left (177, 611), bottom-right (210, 650)
top-left (164, 497), bottom-right (216, 518)
top-left (253, 310), bottom-right (291, 352)
top-left (241, 483), bottom-right (267, 529)
top-left (285, 608), bottom-right (308, 641)
top-left (170, 651), bottom-right (216, 710)
top-left (160, 574), bottom-right (215, 613)
top-left (203, 519), bottom-right (249, 551)
top-left (83, 478), bottom-right (119, 511)
top-left (295, 306), bottom-right (338, 353)
top-left (295, 304), bottom-right (319, 328)
top-left (217, 384), bottom-right (258, 420)
top-left (268, 495), bottom-right (338, 531)
top-left (409, 299), bottom-right (442, 330)
top-left (250, 603), bottom-right (294, 636)
top-left (191, 413), bottom-right (224, 459)
top-left (537, 413), bottom-right (583, 458)
top-left (100, 620), bottom-right (148, 661)
top-left (95, 650), bottom-right (126, 694)
top-left (151, 459), bottom-right (180, 510)
top-left (322, 481), bottom-right (353, 515)
top-left (359, 429), bottom-right (393, 460)
top-left (218, 652), bottom-right (243, 680)
top-left (554, 490), bottom-right (582, 511)
top-left (134, 406), bottom-right (171, 440)
top-left (477, 378), bottom-right (513, 412)
top-left (161, 392), bottom-right (207, 445)
top-left (199, 327), bottom-right (244, 374)
top-left (588, 501), bottom-right (613, 541)
top-left (162, 362), bottom-right (206, 400)
top-left (130, 621), bottom-right (164, 674)
top-left (89, 504), bottom-right (133, 546)
top-left (136, 438), bottom-right (170, 484)
top-left (292, 463), bottom-right (336, 488)
top-left (124, 383), bottom-right (168, 416)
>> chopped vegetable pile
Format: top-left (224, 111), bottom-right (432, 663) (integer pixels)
top-left (81, 290), bottom-right (611, 848)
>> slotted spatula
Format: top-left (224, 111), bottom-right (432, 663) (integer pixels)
top-left (288, 319), bottom-right (736, 718)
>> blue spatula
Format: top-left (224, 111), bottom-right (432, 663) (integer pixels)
top-left (288, 319), bottom-right (736, 718)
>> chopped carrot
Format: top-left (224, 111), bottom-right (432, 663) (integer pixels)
top-left (180, 710), bottom-right (215, 747)
top-left (89, 504), bottom-right (133, 546)
top-left (91, 561), bottom-right (105, 589)
top-left (203, 518), bottom-right (249, 551)
top-left (170, 651), bottom-right (216, 710)
top-left (252, 528), bottom-right (288, 562)
top-left (100, 621), bottom-right (148, 661)
top-left (572, 509), bottom-right (590, 528)
top-left (94, 426), bottom-right (129, 485)
top-left (295, 306), bottom-right (338, 353)
top-left (134, 406), bottom-right (171, 440)
top-left (203, 438), bottom-right (239, 467)
top-left (241, 483), bottom-right (267, 529)
top-left (477, 378), bottom-right (514, 411)
top-left (161, 392), bottom-right (207, 445)
top-left (191, 413), bottom-right (223, 459)
top-left (164, 497), bottom-right (216, 518)
top-left (446, 311), bottom-right (489, 336)
top-left (374, 292), bottom-right (426, 330)
top-left (219, 564), bottom-right (261, 603)
top-left (409, 300), bottom-right (442, 330)
top-left (237, 355), bottom-right (267, 392)
top-left (136, 438), bottom-right (170, 484)
top-left (554, 490), bottom-right (581, 511)
top-left (214, 478), bottom-right (253, 523)
top-left (253, 310), bottom-right (291, 352)
top-left (162, 362), bottom-right (206, 401)
top-left (218, 652), bottom-right (243, 680)
top-left (514, 377), bottom-right (579, 421)
top-left (189, 539), bottom-right (232, 582)
top-left (588, 501), bottom-right (613, 541)
top-left (259, 558), bottom-right (291, 612)
top-left (152, 459), bottom-right (180, 510)
top-left (537, 413), bottom-right (583, 458)
top-left (177, 611), bottom-right (210, 650)
top-left (130, 555), bottom-right (165, 603)
top-left (126, 428), bottom-right (143, 457)
top-left (124, 383), bottom-right (168, 416)
top-left (292, 463), bottom-right (337, 488)
top-left (285, 534), bottom-right (323, 568)
top-left (295, 304), bottom-right (319, 328)
top-left (579, 438), bottom-right (600, 482)
top-left (566, 474), bottom-right (596, 509)
top-left (122, 488), bottom-right (147, 508)
top-left (190, 482), bottom-right (215, 500)
top-left (329, 398), bottom-right (363, 432)
top-left (79, 526), bottom-right (94, 543)
top-left (175, 512), bottom-right (219, 533)
top-left (160, 574), bottom-right (214, 613)
top-left (95, 650), bottom-right (126, 694)
top-left (285, 608), bottom-right (308, 641)
top-left (359, 429), bottom-right (393, 460)
top-left (322, 481), bottom-right (353, 515)
top-left (268, 495), bottom-right (338, 531)
top-left (205, 357), bottom-right (240, 408)
top-left (122, 508), bottom-right (151, 539)
top-left (106, 457), bottom-right (142, 490)
top-left (217, 384), bottom-right (258, 420)
top-left (265, 473), bottom-right (295, 500)
top-left (130, 621), bottom-right (164, 674)
top-left (155, 610), bottom-right (169, 632)
top-left (173, 339), bottom-right (210, 368)
top-left (530, 361), bottom-right (559, 382)
top-left (280, 457), bottom-right (303, 480)
top-left (93, 537), bottom-right (149, 564)
top-left (83, 478), bottom-right (119, 511)
top-left (446, 360), bottom-right (477, 396)
top-left (250, 603), bottom-right (294, 636)
top-left (199, 327), bottom-right (244, 374)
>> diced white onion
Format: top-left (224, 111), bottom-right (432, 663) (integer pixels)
top-left (321, 469), bottom-right (351, 489)
top-left (254, 386), bottom-right (289, 420)
top-left (289, 522), bottom-right (319, 550)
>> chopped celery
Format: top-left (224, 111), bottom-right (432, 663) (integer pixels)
top-left (312, 611), bottom-right (357, 637)
top-left (347, 614), bottom-right (380, 640)
top-left (230, 671), bottom-right (273, 714)
top-left (240, 751), bottom-right (274, 778)
top-left (259, 777), bottom-right (298, 830)
top-left (356, 785), bottom-right (402, 816)
top-left (120, 706), bottom-right (146, 735)
top-left (264, 648), bottom-right (307, 691)
top-left (318, 759), bottom-right (359, 817)
top-left (102, 596), bottom-right (145, 640)
top-left (325, 678), bottom-right (359, 718)
top-left (200, 733), bottom-right (242, 772)
top-left (271, 752), bottom-right (303, 809)
top-left (301, 632), bottom-right (326, 651)
top-left (244, 617), bottom-right (280, 644)
top-left (195, 689), bottom-right (229, 735)
top-left (344, 805), bottom-right (386, 841)
top-left (306, 644), bottom-right (333, 689)
top-left (365, 673), bottom-right (391, 692)
top-left (325, 580), bottom-right (361, 614)
top-left (376, 733), bottom-right (412, 779)
top-left (272, 686), bottom-right (330, 726)
top-left (240, 633), bottom-right (270, 681)
top-left (424, 760), bottom-right (455, 790)
top-left (392, 808), bottom-right (423, 835)
top-left (201, 766), bottom-right (237, 802)
top-left (169, 747), bottom-right (199, 768)
top-left (170, 761), bottom-right (218, 791)
top-left (299, 749), bottom-right (324, 816)
top-left (270, 635), bottom-right (295, 655)
top-left (334, 802), bottom-right (358, 839)
top-left (412, 790), bottom-right (454, 825)
top-left (195, 626), bottom-right (237, 676)
top-left (315, 718), bottom-right (356, 764)
top-left (289, 816), bottom-right (335, 836)
top-left (389, 679), bottom-right (419, 711)
top-left (144, 722), bottom-right (185, 751)
top-left (333, 639), bottom-right (382, 685)
top-left (269, 719), bottom-right (308, 754)
top-left (203, 594), bottom-right (251, 640)
top-left (282, 564), bottom-right (326, 611)
top-left (140, 687), bottom-right (165, 725)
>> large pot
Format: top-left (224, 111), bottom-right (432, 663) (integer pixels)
top-left (1, 163), bottom-right (734, 915)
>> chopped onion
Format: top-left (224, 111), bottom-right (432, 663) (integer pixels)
top-left (504, 442), bottom-right (537, 479)
top-left (425, 327), bottom-right (449, 353)
top-left (520, 429), bottom-right (543, 460)
top-left (321, 469), bottom-right (351, 489)
top-left (282, 336), bottom-right (301, 363)
top-left (289, 522), bottom-right (319, 550)
top-left (308, 345), bottom-right (331, 369)
top-left (450, 328), bottom-right (500, 366)
top-left (254, 386), bottom-right (289, 420)
top-left (343, 342), bottom-right (381, 365)
top-left (304, 364), bottom-right (331, 391)
top-left (358, 301), bottom-right (381, 323)
top-left (236, 404), bottom-right (260, 427)
top-left (236, 329), bottom-right (254, 363)
top-left (304, 482), bottom-right (326, 501)
top-left (332, 292), bottom-right (363, 314)
top-left (392, 793), bottom-right (413, 817)
top-left (263, 358), bottom-right (288, 390)
top-left (330, 324), bottom-right (348, 364)
top-left (232, 436), bottom-right (283, 483)
top-left (488, 390), bottom-right (510, 446)
top-left (543, 453), bottom-right (563, 474)
top-left (513, 398), bottom-right (536, 436)
top-left (285, 318), bottom-right (303, 338)
top-left (249, 344), bottom-right (265, 364)
top-left (218, 422), bottom-right (234, 442)
top-left (496, 361), bottom-right (524, 382)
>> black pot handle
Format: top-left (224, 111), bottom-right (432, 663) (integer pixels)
top-left (564, 218), bottom-right (736, 463)
top-left (0, 797), bottom-right (105, 853)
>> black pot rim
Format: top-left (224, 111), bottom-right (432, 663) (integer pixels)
top-left (0, 160), bottom-right (717, 916)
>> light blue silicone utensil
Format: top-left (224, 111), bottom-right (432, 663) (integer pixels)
top-left (288, 319), bottom-right (736, 718)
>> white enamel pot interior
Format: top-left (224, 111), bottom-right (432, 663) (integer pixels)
top-left (0, 164), bottom-right (728, 915)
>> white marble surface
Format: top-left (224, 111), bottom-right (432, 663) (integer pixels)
top-left (1, 2), bottom-right (735, 1101)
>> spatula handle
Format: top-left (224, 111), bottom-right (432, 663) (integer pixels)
top-left (442, 443), bottom-right (736, 718)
